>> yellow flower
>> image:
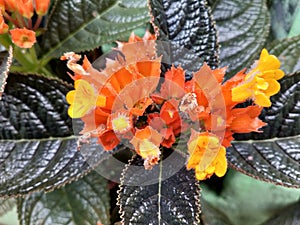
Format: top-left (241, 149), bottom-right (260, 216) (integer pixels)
top-left (186, 130), bottom-right (227, 180)
top-left (107, 110), bottom-right (133, 134)
top-left (66, 80), bottom-right (106, 118)
top-left (130, 126), bottom-right (162, 170)
top-left (232, 49), bottom-right (284, 107)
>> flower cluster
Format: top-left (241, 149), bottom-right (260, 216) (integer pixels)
top-left (0, 0), bottom-right (50, 48)
top-left (62, 32), bottom-right (284, 180)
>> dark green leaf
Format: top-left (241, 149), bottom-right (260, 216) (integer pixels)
top-left (149, 0), bottom-right (219, 74)
top-left (0, 74), bottom-right (113, 197)
top-left (200, 199), bottom-right (233, 225)
top-left (269, 0), bottom-right (300, 39)
top-left (40, 0), bottom-right (149, 61)
top-left (0, 46), bottom-right (12, 100)
top-left (269, 35), bottom-right (300, 74)
top-left (228, 73), bottom-right (300, 187)
top-left (17, 171), bottom-right (110, 225)
top-left (118, 151), bottom-right (201, 224)
top-left (227, 135), bottom-right (300, 188)
top-left (261, 201), bottom-right (300, 225)
top-left (0, 198), bottom-right (16, 216)
top-left (212, 0), bottom-right (270, 78)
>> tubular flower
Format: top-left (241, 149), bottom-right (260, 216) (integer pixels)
top-left (35, 0), bottom-right (50, 16)
top-left (130, 126), bottom-right (162, 170)
top-left (10, 28), bottom-right (36, 48)
top-left (232, 49), bottom-right (284, 107)
top-left (66, 79), bottom-right (106, 118)
top-left (17, 0), bottom-right (34, 19)
top-left (0, 13), bottom-right (8, 34)
top-left (186, 131), bottom-right (227, 180)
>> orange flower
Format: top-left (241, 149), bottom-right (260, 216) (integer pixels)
top-left (186, 130), bottom-right (227, 180)
top-left (17, 0), bottom-right (34, 19)
top-left (35, 0), bottom-right (50, 16)
top-left (230, 106), bottom-right (266, 133)
top-left (10, 28), bottom-right (36, 48)
top-left (160, 99), bottom-right (182, 135)
top-left (204, 106), bottom-right (266, 147)
top-left (98, 129), bottom-right (120, 151)
top-left (4, 0), bottom-right (17, 12)
top-left (0, 1), bottom-right (5, 12)
top-left (160, 66), bottom-right (186, 99)
top-left (130, 126), bottom-right (162, 170)
top-left (0, 12), bottom-right (8, 34)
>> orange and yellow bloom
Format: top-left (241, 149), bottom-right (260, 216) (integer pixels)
top-left (187, 131), bottom-right (227, 180)
top-left (232, 49), bottom-right (284, 107)
top-left (63, 32), bottom-right (284, 181)
top-left (131, 126), bottom-right (162, 170)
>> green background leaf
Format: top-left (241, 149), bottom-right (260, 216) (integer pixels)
top-left (269, 0), bottom-right (300, 39)
top-left (201, 169), bottom-right (300, 225)
top-left (40, 0), bottom-right (149, 62)
top-left (261, 201), bottom-right (300, 225)
top-left (17, 171), bottom-right (110, 225)
top-left (211, 0), bottom-right (270, 78)
top-left (118, 152), bottom-right (201, 225)
top-left (0, 198), bottom-right (16, 216)
top-left (269, 35), bottom-right (300, 74)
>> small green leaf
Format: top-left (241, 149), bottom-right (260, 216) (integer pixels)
top-left (17, 171), bottom-right (110, 225)
top-left (270, 35), bottom-right (300, 74)
top-left (0, 198), bottom-right (16, 216)
top-left (261, 201), bottom-right (300, 225)
top-left (118, 151), bottom-right (201, 224)
top-left (40, 0), bottom-right (149, 62)
top-left (212, 0), bottom-right (270, 78)
top-left (149, 0), bottom-right (219, 74)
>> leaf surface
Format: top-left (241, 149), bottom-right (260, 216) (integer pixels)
top-left (211, 0), bottom-right (270, 78)
top-left (17, 171), bottom-right (110, 225)
top-left (261, 201), bottom-right (300, 225)
top-left (40, 0), bottom-right (149, 61)
top-left (149, 0), bottom-right (219, 75)
top-left (270, 35), bottom-right (300, 74)
top-left (118, 152), bottom-right (201, 225)
top-left (0, 74), bottom-right (112, 197)
top-left (228, 135), bottom-right (300, 188)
